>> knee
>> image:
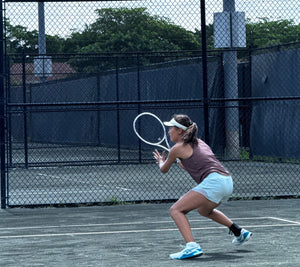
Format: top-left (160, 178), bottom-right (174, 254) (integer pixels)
top-left (169, 204), bottom-right (186, 218)
top-left (198, 208), bottom-right (213, 218)
top-left (169, 205), bottom-right (178, 218)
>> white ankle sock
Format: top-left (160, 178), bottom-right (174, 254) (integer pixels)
top-left (186, 242), bottom-right (198, 248)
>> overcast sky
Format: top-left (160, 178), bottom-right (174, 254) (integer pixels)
top-left (5, 0), bottom-right (299, 37)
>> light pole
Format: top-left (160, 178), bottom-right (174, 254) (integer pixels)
top-left (214, 0), bottom-right (246, 159)
top-left (34, 1), bottom-right (52, 82)
top-left (38, 1), bottom-right (46, 57)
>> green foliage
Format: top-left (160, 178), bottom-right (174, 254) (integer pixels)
top-left (107, 196), bottom-right (126, 205)
top-left (239, 149), bottom-right (250, 160)
top-left (63, 7), bottom-right (201, 72)
top-left (4, 9), bottom-right (300, 72)
top-left (246, 18), bottom-right (300, 48)
top-left (5, 18), bottom-right (65, 64)
top-left (194, 24), bottom-right (215, 50)
top-left (78, 7), bottom-right (200, 53)
top-left (5, 19), bottom-right (39, 55)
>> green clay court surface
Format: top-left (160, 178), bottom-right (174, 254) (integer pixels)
top-left (0, 198), bottom-right (299, 267)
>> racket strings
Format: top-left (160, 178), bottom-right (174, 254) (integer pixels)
top-left (138, 116), bottom-right (165, 144)
top-left (133, 112), bottom-right (170, 151)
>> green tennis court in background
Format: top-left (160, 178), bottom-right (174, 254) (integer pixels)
top-left (6, 158), bottom-right (300, 206)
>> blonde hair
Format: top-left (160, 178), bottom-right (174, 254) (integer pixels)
top-left (173, 114), bottom-right (198, 145)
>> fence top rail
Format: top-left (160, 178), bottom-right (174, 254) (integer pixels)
top-left (7, 96), bottom-right (300, 108)
top-left (211, 96), bottom-right (300, 102)
top-left (7, 51), bottom-right (209, 57)
top-left (7, 99), bottom-right (203, 108)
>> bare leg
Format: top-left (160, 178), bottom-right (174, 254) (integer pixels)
top-left (169, 191), bottom-right (216, 243)
top-left (199, 208), bottom-right (233, 227)
top-left (170, 190), bottom-right (233, 243)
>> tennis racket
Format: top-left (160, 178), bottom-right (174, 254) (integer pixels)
top-left (133, 112), bottom-right (171, 151)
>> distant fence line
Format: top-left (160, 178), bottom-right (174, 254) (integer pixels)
top-left (8, 47), bottom-right (300, 161)
top-left (1, 1), bottom-right (299, 207)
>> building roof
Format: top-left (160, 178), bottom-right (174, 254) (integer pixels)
top-left (10, 62), bottom-right (76, 85)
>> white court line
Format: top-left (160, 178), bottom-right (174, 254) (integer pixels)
top-left (268, 217), bottom-right (300, 225)
top-left (0, 217), bottom-right (271, 231)
top-left (0, 220), bottom-right (299, 240)
top-left (0, 223), bottom-right (299, 239)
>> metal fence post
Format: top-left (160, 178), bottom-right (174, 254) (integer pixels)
top-left (223, 0), bottom-right (240, 159)
top-left (0, 0), bottom-right (6, 209)
top-left (137, 53), bottom-right (142, 162)
top-left (115, 56), bottom-right (121, 162)
top-left (200, 0), bottom-right (209, 144)
top-left (22, 49), bottom-right (29, 168)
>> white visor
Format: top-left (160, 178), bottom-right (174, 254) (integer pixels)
top-left (163, 118), bottom-right (187, 130)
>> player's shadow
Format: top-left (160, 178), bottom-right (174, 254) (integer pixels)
top-left (184, 249), bottom-right (253, 262)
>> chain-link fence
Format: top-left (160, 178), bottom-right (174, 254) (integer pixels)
top-left (1, 0), bottom-right (299, 207)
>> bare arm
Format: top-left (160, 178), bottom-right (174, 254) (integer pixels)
top-left (153, 144), bottom-right (182, 173)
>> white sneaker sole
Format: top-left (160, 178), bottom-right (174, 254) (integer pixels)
top-left (170, 250), bottom-right (203, 260)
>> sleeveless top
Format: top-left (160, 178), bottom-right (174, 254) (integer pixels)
top-left (180, 140), bottom-right (230, 184)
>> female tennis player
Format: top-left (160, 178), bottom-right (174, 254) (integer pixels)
top-left (153, 114), bottom-right (252, 260)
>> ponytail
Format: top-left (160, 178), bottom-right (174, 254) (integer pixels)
top-left (173, 115), bottom-right (198, 145)
top-left (182, 122), bottom-right (198, 145)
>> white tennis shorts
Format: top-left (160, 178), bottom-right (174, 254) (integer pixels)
top-left (192, 172), bottom-right (233, 204)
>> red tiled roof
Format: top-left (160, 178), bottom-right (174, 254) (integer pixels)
top-left (10, 62), bottom-right (76, 85)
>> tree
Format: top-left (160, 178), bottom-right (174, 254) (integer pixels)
top-left (5, 19), bottom-right (65, 62)
top-left (246, 18), bottom-right (300, 49)
top-left (63, 7), bottom-right (201, 72)
top-left (193, 18), bottom-right (300, 52)
top-left (5, 20), bottom-right (39, 55)
top-left (194, 24), bottom-right (215, 50)
top-left (5, 9), bottom-right (300, 70)
top-left (64, 7), bottom-right (200, 54)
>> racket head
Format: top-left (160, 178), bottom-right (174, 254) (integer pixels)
top-left (133, 112), bottom-right (170, 151)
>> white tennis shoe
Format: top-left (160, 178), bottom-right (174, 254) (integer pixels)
top-left (232, 229), bottom-right (252, 246)
top-left (169, 243), bottom-right (203, 260)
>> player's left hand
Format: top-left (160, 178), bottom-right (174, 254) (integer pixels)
top-left (153, 149), bottom-right (165, 165)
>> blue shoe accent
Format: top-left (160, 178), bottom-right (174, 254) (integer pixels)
top-left (232, 229), bottom-right (252, 246)
top-left (170, 244), bottom-right (203, 260)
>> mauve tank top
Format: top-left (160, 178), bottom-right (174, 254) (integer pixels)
top-left (180, 140), bottom-right (230, 184)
